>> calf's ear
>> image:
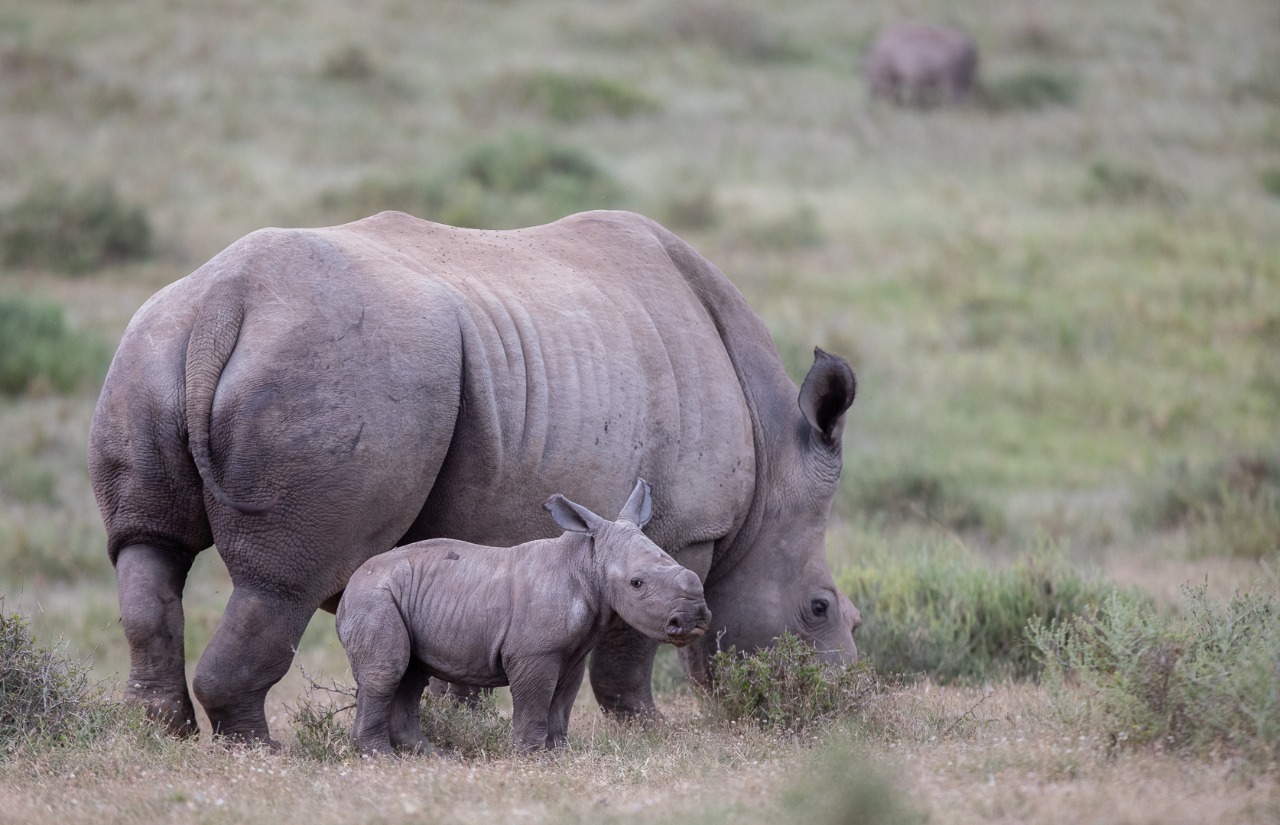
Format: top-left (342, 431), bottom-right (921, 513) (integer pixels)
top-left (544, 494), bottom-right (606, 534)
top-left (618, 478), bottom-right (653, 527)
top-left (799, 347), bottom-right (856, 448)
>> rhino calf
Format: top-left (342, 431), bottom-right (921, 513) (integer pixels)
top-left (336, 479), bottom-right (709, 755)
top-left (865, 22), bottom-right (978, 106)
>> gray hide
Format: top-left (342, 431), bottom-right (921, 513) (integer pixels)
top-left (337, 479), bottom-right (708, 755)
top-left (88, 209), bottom-right (861, 743)
top-left (865, 22), bottom-right (978, 106)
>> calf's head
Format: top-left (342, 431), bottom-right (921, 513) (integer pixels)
top-left (544, 479), bottom-right (710, 647)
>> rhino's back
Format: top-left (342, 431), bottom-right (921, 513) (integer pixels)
top-left (188, 210), bottom-right (756, 555)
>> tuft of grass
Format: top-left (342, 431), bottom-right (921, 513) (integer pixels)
top-left (839, 540), bottom-right (1130, 683)
top-left (702, 632), bottom-right (884, 732)
top-left (977, 69), bottom-right (1080, 112)
top-left (1259, 167), bottom-right (1280, 198)
top-left (781, 735), bottom-right (926, 825)
top-left (657, 0), bottom-right (807, 62)
top-left (842, 466), bottom-right (1003, 536)
top-left (1031, 584), bottom-right (1280, 767)
top-left (1083, 160), bottom-right (1187, 207)
top-left (1134, 453), bottom-right (1280, 560)
top-left (288, 671), bottom-right (513, 761)
top-left (472, 69), bottom-right (659, 123)
top-left (0, 605), bottom-right (137, 756)
top-left (0, 296), bottom-right (109, 397)
top-left (0, 181), bottom-right (151, 274)
top-left (321, 133), bottom-right (624, 229)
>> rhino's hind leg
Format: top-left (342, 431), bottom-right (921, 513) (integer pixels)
top-left (588, 624), bottom-right (661, 721)
top-left (388, 662), bottom-right (433, 755)
top-left (192, 586), bottom-right (314, 746)
top-left (115, 544), bottom-right (198, 737)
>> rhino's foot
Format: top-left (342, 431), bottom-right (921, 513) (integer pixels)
top-left (127, 683), bottom-right (198, 739)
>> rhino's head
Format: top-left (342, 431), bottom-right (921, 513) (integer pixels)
top-left (680, 348), bottom-right (862, 684)
top-left (544, 479), bottom-right (710, 647)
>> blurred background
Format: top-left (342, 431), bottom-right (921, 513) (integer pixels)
top-left (0, 0), bottom-right (1276, 705)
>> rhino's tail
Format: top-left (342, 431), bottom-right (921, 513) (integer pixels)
top-left (184, 293), bottom-right (278, 515)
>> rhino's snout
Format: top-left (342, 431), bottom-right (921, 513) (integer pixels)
top-left (665, 603), bottom-right (711, 646)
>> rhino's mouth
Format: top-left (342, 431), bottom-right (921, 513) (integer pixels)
top-left (666, 625), bottom-right (708, 647)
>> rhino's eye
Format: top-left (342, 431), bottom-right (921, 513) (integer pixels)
top-left (630, 577), bottom-right (643, 589)
top-left (811, 598), bottom-right (829, 618)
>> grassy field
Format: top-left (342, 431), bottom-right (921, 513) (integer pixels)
top-left (1, 0), bottom-right (1278, 822)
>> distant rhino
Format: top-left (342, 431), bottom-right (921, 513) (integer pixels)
top-left (338, 479), bottom-right (709, 755)
top-left (89, 209), bottom-right (861, 745)
top-left (865, 22), bottom-right (978, 106)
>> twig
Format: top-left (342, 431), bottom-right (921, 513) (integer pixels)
top-left (943, 689), bottom-right (991, 737)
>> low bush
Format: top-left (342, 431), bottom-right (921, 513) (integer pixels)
top-left (0, 181), bottom-right (151, 273)
top-left (839, 541), bottom-right (1128, 682)
top-left (658, 1), bottom-right (806, 62)
top-left (842, 466), bottom-right (1003, 537)
top-left (1031, 584), bottom-right (1280, 766)
top-left (1134, 453), bottom-right (1280, 560)
top-left (320, 133), bottom-right (624, 229)
top-left (977, 69), bottom-right (1079, 111)
top-left (473, 69), bottom-right (659, 123)
top-left (1083, 160), bottom-right (1187, 207)
top-left (701, 632), bottom-right (883, 732)
top-left (0, 606), bottom-right (129, 756)
top-left (1260, 167), bottom-right (1280, 198)
top-left (0, 296), bottom-right (109, 397)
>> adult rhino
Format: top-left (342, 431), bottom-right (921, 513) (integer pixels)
top-left (89, 209), bottom-right (861, 743)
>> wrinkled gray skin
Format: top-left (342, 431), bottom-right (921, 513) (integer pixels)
top-left (338, 479), bottom-right (709, 755)
top-left (865, 22), bottom-right (978, 106)
top-left (88, 209), bottom-right (862, 744)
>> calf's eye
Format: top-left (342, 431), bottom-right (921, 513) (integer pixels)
top-left (631, 578), bottom-right (643, 589)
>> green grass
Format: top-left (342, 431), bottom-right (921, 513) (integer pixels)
top-left (0, 296), bottom-right (110, 397)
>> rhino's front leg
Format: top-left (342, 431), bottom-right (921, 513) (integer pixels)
top-left (588, 623), bottom-right (661, 720)
top-left (388, 661), bottom-right (433, 755)
top-left (507, 656), bottom-right (562, 754)
top-left (545, 658), bottom-right (588, 749)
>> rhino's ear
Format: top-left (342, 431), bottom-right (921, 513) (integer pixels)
top-left (618, 478), bottom-right (653, 528)
top-left (544, 494), bottom-right (606, 535)
top-left (799, 347), bottom-right (857, 449)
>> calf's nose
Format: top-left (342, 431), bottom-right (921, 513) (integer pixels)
top-left (675, 568), bottom-right (703, 597)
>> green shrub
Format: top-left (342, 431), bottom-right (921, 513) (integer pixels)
top-left (0, 181), bottom-right (151, 273)
top-left (977, 69), bottom-right (1079, 112)
top-left (0, 296), bottom-right (109, 397)
top-left (0, 607), bottom-right (127, 755)
top-left (1259, 167), bottom-right (1280, 198)
top-left (1031, 585), bottom-right (1280, 766)
top-left (476, 70), bottom-right (659, 123)
top-left (702, 632), bottom-right (883, 732)
top-left (839, 541), bottom-right (1128, 682)
top-left (1083, 160), bottom-right (1187, 207)
top-left (1134, 453), bottom-right (1280, 560)
top-left (320, 133), bottom-right (624, 230)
